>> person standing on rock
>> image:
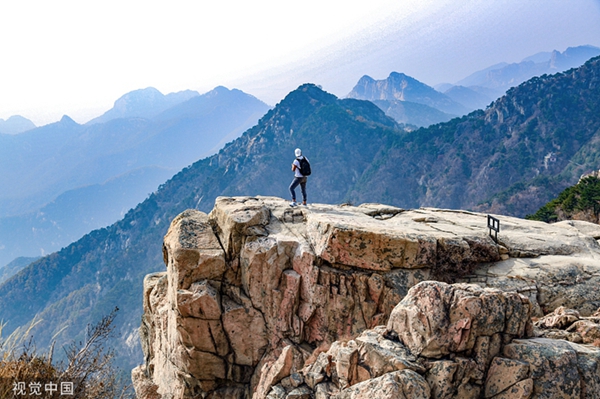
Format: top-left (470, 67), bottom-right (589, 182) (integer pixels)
top-left (289, 148), bottom-right (310, 207)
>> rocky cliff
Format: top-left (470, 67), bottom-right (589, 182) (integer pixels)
top-left (132, 197), bottom-right (600, 399)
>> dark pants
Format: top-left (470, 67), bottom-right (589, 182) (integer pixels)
top-left (289, 177), bottom-right (307, 202)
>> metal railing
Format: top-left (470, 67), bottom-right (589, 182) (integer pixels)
top-left (487, 215), bottom-right (500, 243)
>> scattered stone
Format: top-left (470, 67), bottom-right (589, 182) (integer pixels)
top-left (535, 306), bottom-right (600, 346)
top-left (535, 306), bottom-right (580, 329)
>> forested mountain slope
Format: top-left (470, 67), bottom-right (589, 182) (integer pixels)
top-left (348, 56), bottom-right (600, 216)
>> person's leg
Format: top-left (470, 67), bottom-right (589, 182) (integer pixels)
top-left (289, 177), bottom-right (300, 205)
top-left (300, 177), bottom-right (307, 205)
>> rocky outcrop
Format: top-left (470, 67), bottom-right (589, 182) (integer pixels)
top-left (262, 283), bottom-right (600, 399)
top-left (462, 217), bottom-right (600, 317)
top-left (267, 281), bottom-right (534, 399)
top-left (132, 196), bottom-right (600, 399)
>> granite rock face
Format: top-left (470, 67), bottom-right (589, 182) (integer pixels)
top-left (264, 281), bottom-right (535, 399)
top-left (263, 283), bottom-right (600, 399)
top-left (132, 197), bottom-right (600, 399)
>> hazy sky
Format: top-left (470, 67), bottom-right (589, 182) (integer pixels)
top-left (1, 0), bottom-right (599, 126)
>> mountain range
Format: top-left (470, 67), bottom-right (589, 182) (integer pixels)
top-left (345, 56), bottom-right (600, 215)
top-left (0, 86), bottom-right (270, 267)
top-left (1, 55), bottom-right (600, 374)
top-left (346, 45), bottom-right (600, 128)
top-left (452, 44), bottom-right (600, 97)
top-left (86, 87), bottom-right (199, 125)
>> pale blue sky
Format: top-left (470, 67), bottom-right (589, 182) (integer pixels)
top-left (1, 0), bottom-right (599, 126)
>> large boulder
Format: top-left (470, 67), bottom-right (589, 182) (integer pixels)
top-left (386, 281), bottom-right (533, 358)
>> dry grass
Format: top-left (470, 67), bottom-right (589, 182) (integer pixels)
top-left (0, 308), bottom-right (133, 399)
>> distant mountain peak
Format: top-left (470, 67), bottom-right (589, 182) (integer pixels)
top-left (456, 44), bottom-right (600, 92)
top-left (276, 83), bottom-right (338, 110)
top-left (298, 82), bottom-right (322, 91)
top-left (2, 115), bottom-right (31, 124)
top-left (205, 86), bottom-right (232, 98)
top-left (388, 71), bottom-right (413, 80)
top-left (86, 87), bottom-right (199, 125)
top-left (113, 87), bottom-right (164, 111)
top-left (0, 115), bottom-right (36, 135)
top-left (211, 85), bottom-right (230, 92)
top-left (348, 72), bottom-right (468, 115)
top-left (59, 115), bottom-right (77, 125)
top-left (356, 75), bottom-right (375, 84)
top-left (118, 86), bottom-right (162, 99)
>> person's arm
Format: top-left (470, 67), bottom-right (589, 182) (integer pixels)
top-left (292, 163), bottom-right (297, 171)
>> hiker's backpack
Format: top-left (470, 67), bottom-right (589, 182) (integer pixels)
top-left (298, 157), bottom-right (311, 176)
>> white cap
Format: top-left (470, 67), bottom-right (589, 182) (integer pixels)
top-left (295, 148), bottom-right (302, 157)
